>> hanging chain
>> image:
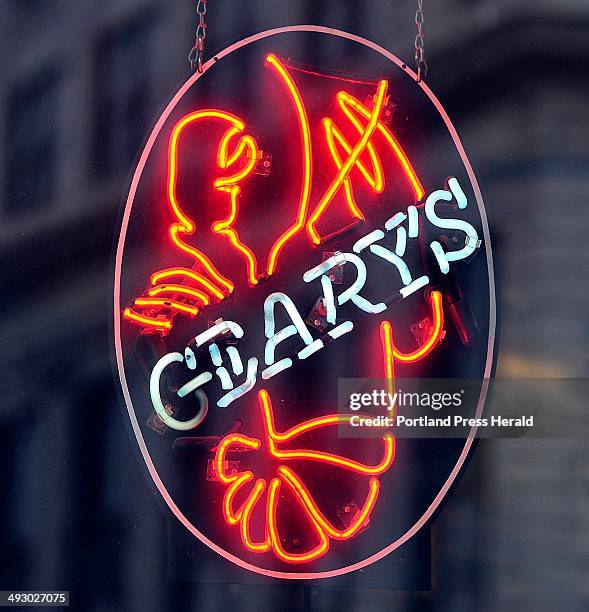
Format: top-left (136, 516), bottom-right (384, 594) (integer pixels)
top-left (188, 0), bottom-right (208, 73)
top-left (414, 0), bottom-right (427, 82)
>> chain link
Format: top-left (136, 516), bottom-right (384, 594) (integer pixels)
top-left (414, 0), bottom-right (427, 82)
top-left (188, 0), bottom-right (208, 73)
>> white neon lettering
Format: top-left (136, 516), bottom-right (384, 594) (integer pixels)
top-left (338, 253), bottom-right (386, 313)
top-left (400, 275), bottom-right (429, 298)
top-left (425, 177), bottom-right (479, 265)
top-left (150, 352), bottom-right (211, 431)
top-left (261, 358), bottom-right (293, 379)
top-left (407, 205), bottom-right (419, 237)
top-left (226, 346), bottom-right (244, 376)
top-left (303, 257), bottom-right (337, 282)
top-left (298, 339), bottom-right (324, 359)
top-left (218, 357), bottom-right (258, 407)
top-left (395, 226), bottom-right (407, 256)
top-left (177, 371), bottom-right (214, 397)
top-left (209, 343), bottom-right (222, 365)
top-left (263, 292), bottom-right (314, 378)
top-left (216, 367), bottom-right (234, 390)
top-left (195, 320), bottom-right (244, 346)
top-left (265, 324), bottom-right (297, 365)
top-left (321, 275), bottom-right (336, 325)
top-left (305, 252), bottom-right (386, 321)
top-left (384, 211), bottom-right (406, 231)
top-left (430, 240), bottom-right (450, 274)
top-left (369, 244), bottom-right (412, 286)
top-left (328, 320), bottom-right (354, 339)
top-left (448, 176), bottom-right (467, 209)
top-left (184, 346), bottom-right (197, 370)
top-left (353, 229), bottom-right (385, 253)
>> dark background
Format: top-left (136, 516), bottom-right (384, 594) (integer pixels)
top-left (1, 1), bottom-right (588, 610)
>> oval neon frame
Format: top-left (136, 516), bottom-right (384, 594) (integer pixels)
top-left (113, 25), bottom-right (496, 579)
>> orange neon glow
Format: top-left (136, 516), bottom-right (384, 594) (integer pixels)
top-left (146, 284), bottom-right (210, 306)
top-left (213, 389), bottom-right (395, 563)
top-left (125, 108), bottom-right (259, 328)
top-left (240, 479), bottom-right (271, 552)
top-left (380, 319), bottom-right (397, 401)
top-left (133, 297), bottom-right (199, 316)
top-left (338, 91), bottom-right (424, 202)
top-left (211, 186), bottom-right (259, 285)
top-left (223, 472), bottom-right (254, 525)
top-left (167, 224), bottom-right (234, 294)
top-left (267, 477), bottom-right (329, 563)
top-left (217, 126), bottom-right (250, 169)
top-left (307, 86), bottom-right (426, 244)
top-left (166, 109), bottom-right (256, 293)
top-left (259, 390), bottom-right (394, 475)
top-left (323, 116), bottom-right (384, 220)
top-left (120, 54), bottom-right (450, 570)
top-left (151, 268), bottom-right (225, 300)
top-left (379, 291), bottom-right (445, 415)
top-left (122, 308), bottom-right (172, 330)
top-left (265, 53), bottom-right (313, 275)
top-left (214, 434), bottom-right (260, 484)
top-left (168, 110), bottom-right (243, 230)
top-left (391, 290), bottom-right (444, 363)
top-left (279, 466), bottom-right (380, 540)
top-left (214, 136), bottom-right (258, 188)
top-left (307, 80), bottom-right (388, 244)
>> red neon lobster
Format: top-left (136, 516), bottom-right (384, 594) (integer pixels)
top-left (214, 389), bottom-right (395, 563)
top-left (214, 291), bottom-right (444, 563)
top-left (123, 53), bottom-right (425, 332)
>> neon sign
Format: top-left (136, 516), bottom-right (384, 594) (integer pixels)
top-left (114, 26), bottom-right (495, 579)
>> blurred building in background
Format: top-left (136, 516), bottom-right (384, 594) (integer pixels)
top-left (0, 1), bottom-right (588, 610)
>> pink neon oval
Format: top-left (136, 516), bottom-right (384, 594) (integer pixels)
top-left (113, 25), bottom-right (496, 580)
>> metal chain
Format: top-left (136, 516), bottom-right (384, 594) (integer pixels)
top-left (188, 0), bottom-right (208, 73)
top-left (414, 0), bottom-right (427, 82)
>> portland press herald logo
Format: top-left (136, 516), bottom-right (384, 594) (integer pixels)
top-left (113, 27), bottom-right (495, 579)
